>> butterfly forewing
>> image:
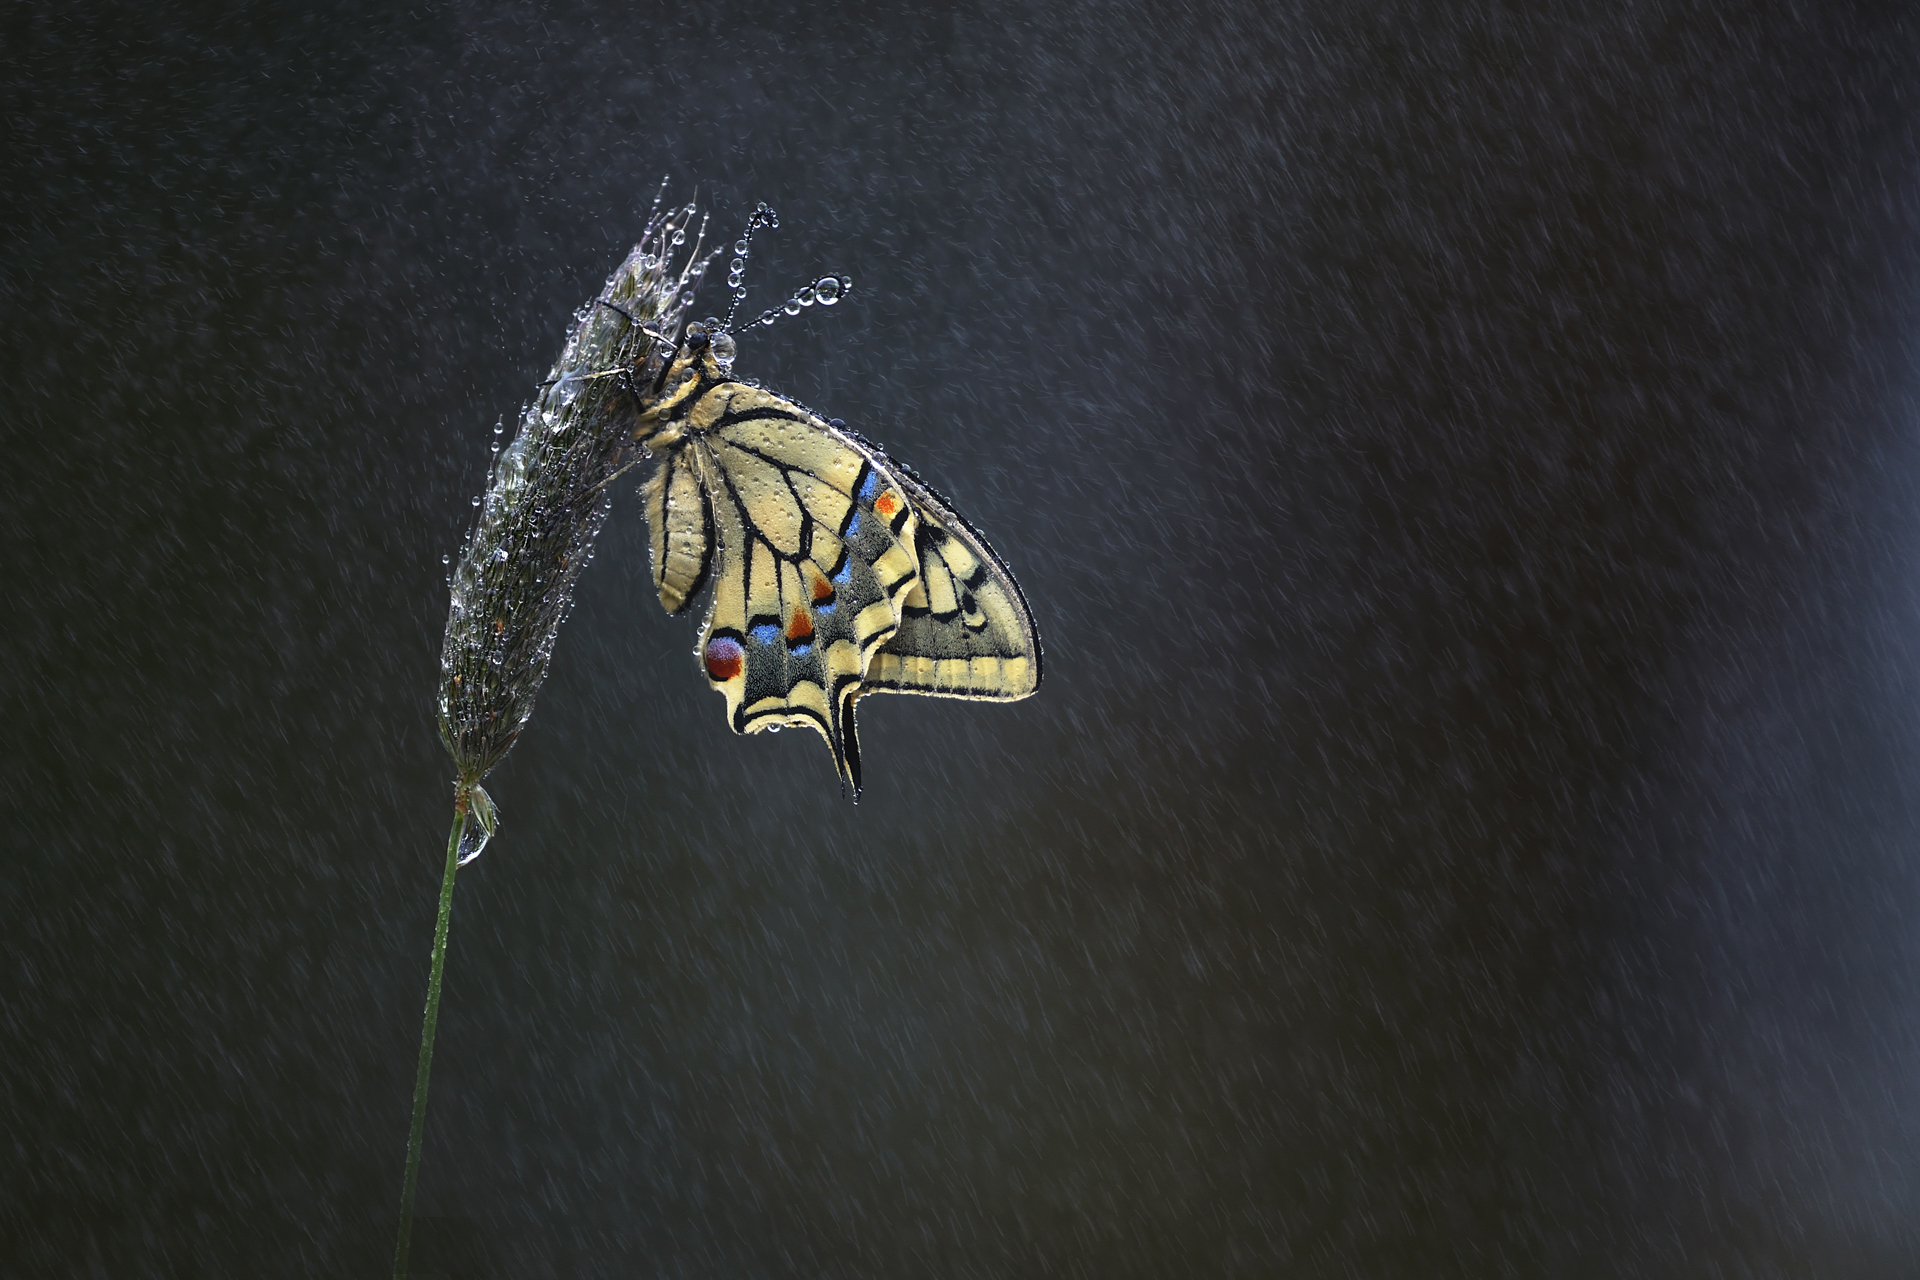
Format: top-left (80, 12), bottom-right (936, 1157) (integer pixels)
top-left (643, 448), bottom-right (712, 614)
top-left (863, 463), bottom-right (1042, 701)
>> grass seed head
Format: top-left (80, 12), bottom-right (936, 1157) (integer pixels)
top-left (438, 194), bottom-right (717, 786)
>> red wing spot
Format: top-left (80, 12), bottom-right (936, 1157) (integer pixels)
top-left (788, 608), bottom-right (814, 642)
top-left (704, 636), bottom-right (744, 681)
top-left (874, 492), bottom-right (899, 518)
top-left (811, 575), bottom-right (835, 603)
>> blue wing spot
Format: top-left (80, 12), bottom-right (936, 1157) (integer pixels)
top-left (749, 623), bottom-right (780, 646)
top-left (831, 560), bottom-right (854, 586)
top-left (843, 509), bottom-right (862, 540)
top-left (790, 642), bottom-right (813, 657)
top-left (857, 469), bottom-right (880, 503)
top-left (814, 601), bottom-right (835, 615)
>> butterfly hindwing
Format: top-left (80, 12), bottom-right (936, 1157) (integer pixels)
top-left (652, 386), bottom-right (921, 792)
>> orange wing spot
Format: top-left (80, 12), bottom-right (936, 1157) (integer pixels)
top-left (788, 608), bottom-right (814, 642)
top-left (874, 492), bottom-right (899, 518)
top-left (811, 574), bottom-right (835, 603)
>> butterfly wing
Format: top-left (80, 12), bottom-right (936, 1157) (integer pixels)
top-left (642, 443), bottom-right (712, 614)
top-left (860, 455), bottom-right (1043, 701)
top-left (672, 384), bottom-right (924, 793)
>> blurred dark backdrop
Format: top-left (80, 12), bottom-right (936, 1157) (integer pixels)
top-left (6, 2), bottom-right (1920, 1276)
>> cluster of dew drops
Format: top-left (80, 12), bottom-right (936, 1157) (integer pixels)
top-left (443, 416), bottom-right (514, 585)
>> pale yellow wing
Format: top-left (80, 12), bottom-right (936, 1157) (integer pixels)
top-left (678, 384), bottom-right (922, 794)
top-left (641, 444), bottom-right (711, 614)
top-left (860, 456), bottom-right (1042, 701)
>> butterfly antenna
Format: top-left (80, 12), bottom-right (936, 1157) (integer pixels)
top-left (720, 203), bottom-right (780, 332)
top-left (727, 270), bottom-right (854, 335)
top-left (718, 201), bottom-right (853, 336)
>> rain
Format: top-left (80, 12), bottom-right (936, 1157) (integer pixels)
top-left (5, 2), bottom-right (1920, 1276)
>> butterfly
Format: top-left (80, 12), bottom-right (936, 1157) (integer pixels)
top-left (624, 214), bottom-right (1041, 797)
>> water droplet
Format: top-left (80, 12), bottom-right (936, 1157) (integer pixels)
top-left (472, 497), bottom-right (481, 507)
top-left (727, 272), bottom-right (743, 289)
top-left (711, 331), bottom-right (737, 367)
top-left (442, 554), bottom-right (450, 565)
top-left (493, 547), bottom-right (508, 563)
top-left (734, 239), bottom-right (750, 256)
top-left (815, 277), bottom-right (843, 304)
top-left (457, 802), bottom-right (495, 866)
top-left (729, 257), bottom-right (745, 274)
top-left (551, 369), bottom-right (586, 409)
top-left (493, 420), bottom-right (505, 436)
top-left (797, 285), bottom-right (816, 306)
top-left (671, 229), bottom-right (686, 245)
top-left (784, 297), bottom-right (801, 315)
top-left (767, 724), bottom-right (782, 733)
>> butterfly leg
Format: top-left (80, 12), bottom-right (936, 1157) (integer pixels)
top-left (635, 420), bottom-right (686, 451)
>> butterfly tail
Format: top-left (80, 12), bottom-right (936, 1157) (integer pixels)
top-left (832, 690), bottom-right (864, 802)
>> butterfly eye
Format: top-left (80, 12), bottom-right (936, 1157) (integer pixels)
top-left (685, 329), bottom-right (710, 352)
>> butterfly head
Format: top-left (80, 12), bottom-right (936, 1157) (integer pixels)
top-left (681, 320), bottom-right (737, 374)
top-left (651, 320), bottom-right (737, 396)
top-left (634, 320), bottom-right (739, 426)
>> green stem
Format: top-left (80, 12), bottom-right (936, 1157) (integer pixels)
top-left (393, 803), bottom-right (467, 1280)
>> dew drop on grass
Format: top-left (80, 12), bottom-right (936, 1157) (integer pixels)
top-left (457, 824), bottom-right (490, 864)
top-left (458, 786), bottom-right (497, 865)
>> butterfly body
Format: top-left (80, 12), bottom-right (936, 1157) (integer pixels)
top-left (632, 325), bottom-right (1040, 796)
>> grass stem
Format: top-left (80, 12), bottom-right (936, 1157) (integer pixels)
top-left (393, 802), bottom-right (467, 1280)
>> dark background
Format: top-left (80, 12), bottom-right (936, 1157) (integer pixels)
top-left (6, 2), bottom-right (1920, 1276)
